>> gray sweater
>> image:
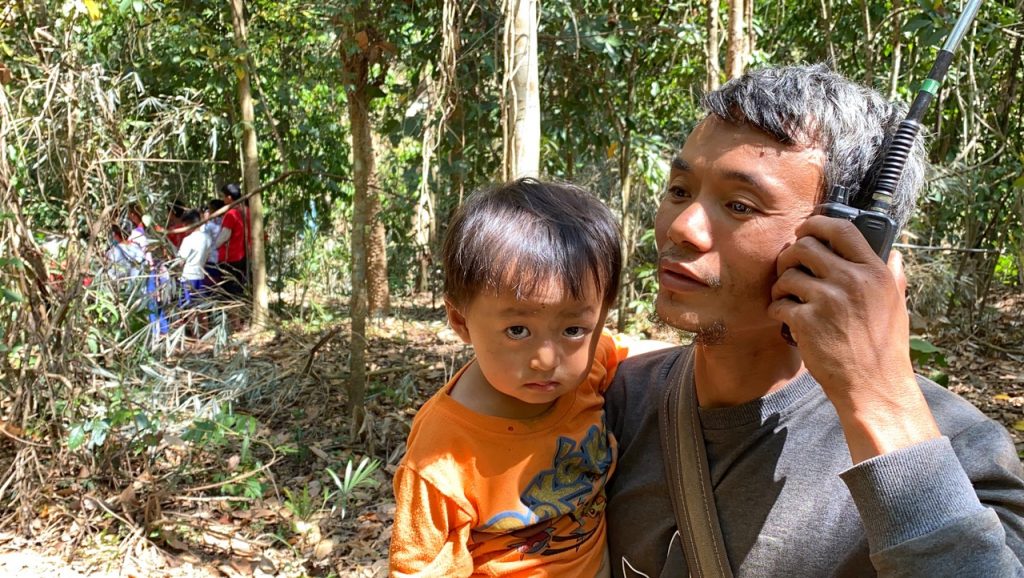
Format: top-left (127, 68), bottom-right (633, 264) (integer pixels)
top-left (605, 346), bottom-right (1024, 577)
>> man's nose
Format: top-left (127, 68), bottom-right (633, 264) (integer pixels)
top-left (530, 342), bottom-right (558, 372)
top-left (668, 200), bottom-right (712, 252)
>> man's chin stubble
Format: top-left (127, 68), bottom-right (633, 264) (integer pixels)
top-left (654, 297), bottom-right (728, 346)
top-left (694, 320), bottom-right (728, 345)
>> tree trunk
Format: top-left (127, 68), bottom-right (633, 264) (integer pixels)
top-left (346, 84), bottom-right (372, 437)
top-left (229, 0), bottom-right (268, 329)
top-left (502, 0), bottom-right (540, 179)
top-left (706, 0), bottom-right (721, 91)
top-left (887, 0), bottom-right (903, 99)
top-left (819, 0), bottom-right (837, 66)
top-left (744, 0), bottom-right (754, 64)
top-left (366, 129), bottom-right (389, 317)
top-left (861, 0), bottom-right (874, 86)
top-left (725, 0), bottom-right (746, 79)
top-left (615, 65), bottom-right (636, 333)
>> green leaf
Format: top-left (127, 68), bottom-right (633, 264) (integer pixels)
top-left (909, 337), bottom-right (940, 354)
top-left (2, 288), bottom-right (22, 303)
top-left (68, 425), bottom-right (86, 450)
top-left (1012, 175), bottom-right (1024, 189)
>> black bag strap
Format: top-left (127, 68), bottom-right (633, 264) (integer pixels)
top-left (658, 348), bottom-right (733, 578)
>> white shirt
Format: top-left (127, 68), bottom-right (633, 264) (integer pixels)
top-left (202, 219), bottom-right (222, 264)
top-left (177, 229), bottom-right (211, 281)
top-left (106, 241), bottom-right (146, 280)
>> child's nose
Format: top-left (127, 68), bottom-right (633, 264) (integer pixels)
top-left (530, 342), bottom-right (558, 372)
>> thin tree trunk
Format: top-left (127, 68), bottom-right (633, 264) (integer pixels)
top-left (367, 187), bottom-right (389, 316)
top-left (819, 0), bottom-right (836, 66)
top-left (706, 0), bottom-right (721, 91)
top-left (229, 0), bottom-right (268, 329)
top-left (887, 0), bottom-right (903, 99)
top-left (725, 0), bottom-right (746, 79)
top-left (861, 0), bottom-right (874, 86)
top-left (503, 0), bottom-right (540, 179)
top-left (346, 84), bottom-right (372, 437)
top-left (744, 0), bottom-right (754, 63)
top-left (616, 65), bottom-right (636, 333)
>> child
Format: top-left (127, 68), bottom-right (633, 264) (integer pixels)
top-left (176, 209), bottom-right (211, 307)
top-left (390, 178), bottom-right (666, 577)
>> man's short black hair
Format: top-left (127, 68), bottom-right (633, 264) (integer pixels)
top-left (221, 183), bottom-right (242, 201)
top-left (182, 209), bottom-right (201, 225)
top-left (442, 178), bottom-right (622, 309)
top-left (208, 198), bottom-right (226, 212)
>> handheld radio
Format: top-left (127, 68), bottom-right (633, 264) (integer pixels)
top-left (782, 0), bottom-right (983, 346)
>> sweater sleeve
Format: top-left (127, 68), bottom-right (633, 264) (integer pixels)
top-left (840, 419), bottom-right (1024, 577)
top-left (389, 464), bottom-right (476, 578)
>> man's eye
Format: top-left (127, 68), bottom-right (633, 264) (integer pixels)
top-left (665, 186), bottom-right (690, 201)
top-left (727, 201), bottom-right (755, 215)
top-left (563, 326), bottom-right (589, 338)
top-left (505, 326), bottom-right (531, 340)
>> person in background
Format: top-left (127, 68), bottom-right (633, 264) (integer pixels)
top-left (216, 183), bottom-right (249, 329)
top-left (105, 223), bottom-right (146, 283)
top-left (166, 202), bottom-right (188, 249)
top-left (203, 198), bottom-right (226, 293)
top-left (176, 209), bottom-right (211, 334)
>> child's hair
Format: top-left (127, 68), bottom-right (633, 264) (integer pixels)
top-left (442, 178), bottom-right (622, 309)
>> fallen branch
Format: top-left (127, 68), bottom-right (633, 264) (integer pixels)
top-left (302, 326), bottom-right (343, 376)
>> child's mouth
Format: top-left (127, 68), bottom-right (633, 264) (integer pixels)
top-left (524, 381), bottom-right (559, 392)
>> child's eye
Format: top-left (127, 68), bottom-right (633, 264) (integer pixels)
top-left (505, 326), bottom-right (531, 340)
top-left (563, 326), bottom-right (589, 338)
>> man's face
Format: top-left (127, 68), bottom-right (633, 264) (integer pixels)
top-left (654, 116), bottom-right (824, 342)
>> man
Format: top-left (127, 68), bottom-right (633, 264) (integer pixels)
top-left (605, 64), bottom-right (1024, 577)
top-left (215, 183), bottom-right (250, 323)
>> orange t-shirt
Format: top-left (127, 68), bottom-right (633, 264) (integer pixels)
top-left (389, 333), bottom-right (628, 577)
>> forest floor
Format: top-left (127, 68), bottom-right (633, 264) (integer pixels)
top-left (1, 288), bottom-right (1022, 578)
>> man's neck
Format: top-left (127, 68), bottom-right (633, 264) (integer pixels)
top-left (692, 327), bottom-right (804, 408)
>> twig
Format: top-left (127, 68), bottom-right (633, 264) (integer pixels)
top-left (169, 495), bottom-right (256, 503)
top-left (894, 243), bottom-right (1003, 255)
top-left (0, 426), bottom-right (48, 448)
top-left (182, 456), bottom-right (280, 494)
top-left (98, 158), bottom-right (230, 164)
top-left (977, 340), bottom-right (1024, 356)
top-left (302, 326), bottom-right (342, 376)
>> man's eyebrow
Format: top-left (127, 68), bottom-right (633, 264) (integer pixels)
top-left (672, 155), bottom-right (772, 193)
top-left (721, 169), bottom-right (769, 192)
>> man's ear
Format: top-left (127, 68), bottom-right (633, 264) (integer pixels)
top-left (444, 298), bottom-right (472, 344)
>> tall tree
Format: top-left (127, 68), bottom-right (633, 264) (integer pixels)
top-left (725, 0), bottom-right (748, 79)
top-left (339, 9), bottom-right (394, 435)
top-left (707, 0), bottom-right (721, 91)
top-left (229, 0), bottom-right (268, 329)
top-left (503, 0), bottom-right (541, 179)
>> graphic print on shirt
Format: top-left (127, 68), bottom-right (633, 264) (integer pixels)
top-left (476, 422), bottom-right (613, 556)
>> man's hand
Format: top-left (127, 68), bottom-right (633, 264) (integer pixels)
top-left (768, 215), bottom-right (940, 463)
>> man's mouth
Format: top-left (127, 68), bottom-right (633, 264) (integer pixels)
top-left (659, 259), bottom-right (710, 291)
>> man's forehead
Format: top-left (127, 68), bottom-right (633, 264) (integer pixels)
top-left (676, 116), bottom-right (826, 166)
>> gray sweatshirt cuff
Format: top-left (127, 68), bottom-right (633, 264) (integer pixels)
top-left (840, 436), bottom-right (985, 552)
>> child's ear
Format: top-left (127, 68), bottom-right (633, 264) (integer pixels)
top-left (444, 298), bottom-right (472, 344)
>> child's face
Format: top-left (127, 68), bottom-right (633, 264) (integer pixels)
top-left (447, 277), bottom-right (607, 411)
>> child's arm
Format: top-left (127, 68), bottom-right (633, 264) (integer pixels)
top-left (389, 464), bottom-right (475, 577)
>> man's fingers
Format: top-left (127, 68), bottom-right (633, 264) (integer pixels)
top-left (770, 267), bottom-right (829, 304)
top-left (887, 250), bottom-right (907, 295)
top-left (795, 215), bottom-right (883, 265)
top-left (776, 235), bottom-right (839, 279)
